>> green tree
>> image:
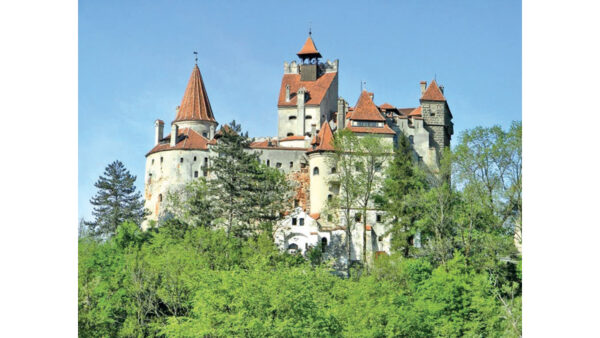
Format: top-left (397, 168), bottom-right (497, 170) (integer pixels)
top-left (164, 177), bottom-right (214, 229)
top-left (379, 134), bottom-right (427, 257)
top-left (85, 160), bottom-right (147, 238)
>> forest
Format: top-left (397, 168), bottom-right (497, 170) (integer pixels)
top-left (79, 121), bottom-right (522, 337)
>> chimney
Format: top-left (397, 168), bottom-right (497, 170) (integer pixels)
top-left (420, 81), bottom-right (427, 95)
top-left (170, 124), bottom-right (178, 147)
top-left (285, 84), bottom-right (291, 102)
top-left (311, 123), bottom-right (317, 137)
top-left (337, 97), bottom-right (346, 131)
top-left (154, 120), bottom-right (164, 145)
top-left (297, 87), bottom-right (306, 107)
top-left (209, 124), bottom-right (215, 139)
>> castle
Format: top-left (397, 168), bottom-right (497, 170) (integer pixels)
top-left (143, 34), bottom-right (453, 265)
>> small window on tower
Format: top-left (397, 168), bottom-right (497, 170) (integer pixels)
top-left (313, 167), bottom-right (319, 175)
top-left (204, 158), bottom-right (208, 166)
top-left (331, 167), bottom-right (337, 174)
top-left (289, 116), bottom-right (297, 120)
top-left (194, 171), bottom-right (198, 178)
top-left (202, 132), bottom-right (208, 137)
top-left (180, 157), bottom-right (184, 163)
top-left (290, 162), bottom-right (294, 168)
top-left (151, 159), bottom-right (154, 165)
top-left (328, 194), bottom-right (332, 201)
top-left (158, 194), bottom-right (163, 202)
top-left (194, 156), bottom-right (197, 161)
top-left (287, 132), bottom-right (294, 137)
top-left (376, 214), bottom-right (382, 223)
top-left (292, 218), bottom-right (297, 226)
top-left (299, 218), bottom-right (305, 226)
top-left (267, 159), bottom-right (270, 167)
top-left (276, 162), bottom-right (282, 168)
top-left (355, 213), bottom-right (362, 222)
top-left (305, 115), bottom-right (312, 119)
top-left (160, 157), bottom-right (163, 163)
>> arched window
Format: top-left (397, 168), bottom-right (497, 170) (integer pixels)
top-left (287, 132), bottom-right (294, 137)
top-left (289, 116), bottom-right (297, 120)
top-left (331, 167), bottom-right (337, 174)
top-left (305, 115), bottom-right (312, 119)
top-left (193, 156), bottom-right (197, 161)
top-left (288, 243), bottom-right (298, 250)
top-left (158, 194), bottom-right (163, 202)
top-left (267, 159), bottom-right (270, 167)
top-left (321, 238), bottom-right (327, 252)
top-left (180, 157), bottom-right (184, 163)
top-left (313, 167), bottom-right (319, 175)
top-left (327, 194), bottom-right (332, 201)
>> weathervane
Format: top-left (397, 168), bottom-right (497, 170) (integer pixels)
top-left (193, 51), bottom-right (198, 65)
top-left (309, 21), bottom-right (312, 36)
top-left (361, 80), bottom-right (366, 92)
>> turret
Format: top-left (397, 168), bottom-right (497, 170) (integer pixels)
top-left (420, 80), bottom-right (453, 152)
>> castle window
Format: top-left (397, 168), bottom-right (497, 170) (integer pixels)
top-left (376, 214), bottom-right (382, 223)
top-left (276, 162), bottom-right (282, 168)
top-left (313, 167), bottom-right (319, 175)
top-left (305, 115), bottom-right (312, 119)
top-left (194, 171), bottom-right (198, 178)
top-left (331, 167), bottom-right (337, 174)
top-left (158, 194), bottom-right (163, 202)
top-left (299, 218), bottom-right (305, 226)
top-left (328, 194), bottom-right (332, 201)
top-left (288, 243), bottom-right (298, 251)
top-left (151, 159), bottom-right (154, 165)
top-left (148, 173), bottom-right (152, 183)
top-left (180, 157), bottom-right (184, 163)
top-left (321, 238), bottom-right (327, 252)
top-left (290, 161), bottom-right (293, 168)
top-left (204, 157), bottom-right (208, 166)
top-left (267, 159), bottom-right (270, 167)
top-left (292, 217), bottom-right (297, 225)
top-left (289, 116), bottom-right (297, 120)
top-left (287, 132), bottom-right (294, 136)
top-left (294, 199), bottom-right (299, 208)
top-left (375, 163), bottom-right (382, 172)
top-left (160, 157), bottom-right (163, 163)
top-left (194, 156), bottom-right (197, 161)
top-left (202, 132), bottom-right (208, 137)
top-left (355, 213), bottom-right (362, 222)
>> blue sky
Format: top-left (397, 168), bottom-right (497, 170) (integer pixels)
top-left (79, 0), bottom-right (521, 221)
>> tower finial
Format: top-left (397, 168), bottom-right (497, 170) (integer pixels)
top-left (309, 21), bottom-right (312, 36)
top-left (193, 51), bottom-right (198, 65)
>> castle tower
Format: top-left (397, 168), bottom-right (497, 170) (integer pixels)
top-left (278, 34), bottom-right (339, 140)
top-left (307, 121), bottom-right (336, 215)
top-left (173, 64), bottom-right (218, 138)
top-left (419, 80), bottom-right (453, 154)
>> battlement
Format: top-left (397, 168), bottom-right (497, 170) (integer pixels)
top-left (283, 59), bottom-right (338, 74)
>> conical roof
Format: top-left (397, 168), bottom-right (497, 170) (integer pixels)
top-left (348, 91), bottom-right (386, 121)
top-left (297, 36), bottom-right (322, 59)
top-left (420, 79), bottom-right (446, 101)
top-left (309, 121), bottom-right (335, 152)
top-left (174, 64), bottom-right (216, 122)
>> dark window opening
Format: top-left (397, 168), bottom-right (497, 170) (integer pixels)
top-left (290, 162), bottom-right (294, 168)
top-left (299, 218), bottom-right (305, 226)
top-left (204, 157), bottom-right (208, 165)
top-left (354, 120), bottom-right (382, 128)
top-left (292, 218), bottom-right (297, 225)
top-left (305, 115), bottom-right (312, 119)
top-left (288, 243), bottom-right (298, 250)
top-left (276, 162), bottom-right (282, 168)
top-left (289, 116), bottom-right (297, 120)
top-left (194, 171), bottom-right (198, 178)
top-left (328, 194), bottom-right (332, 201)
top-left (194, 156), bottom-right (197, 161)
top-left (355, 213), bottom-right (362, 222)
top-left (375, 163), bottom-right (382, 172)
top-left (158, 194), bottom-right (163, 202)
top-left (287, 132), bottom-right (294, 136)
top-left (151, 159), bottom-right (154, 165)
top-left (294, 199), bottom-right (299, 208)
top-left (180, 157), bottom-right (184, 163)
top-left (160, 157), bottom-right (163, 163)
top-left (321, 238), bottom-right (327, 252)
top-left (331, 167), bottom-right (337, 174)
top-left (376, 214), bottom-right (382, 223)
top-left (313, 167), bottom-right (319, 175)
top-left (267, 159), bottom-right (270, 167)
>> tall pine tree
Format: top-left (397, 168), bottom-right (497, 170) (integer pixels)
top-left (85, 160), bottom-right (147, 238)
top-left (380, 134), bottom-right (427, 257)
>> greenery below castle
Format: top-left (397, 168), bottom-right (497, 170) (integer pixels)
top-left (79, 121), bottom-right (521, 337)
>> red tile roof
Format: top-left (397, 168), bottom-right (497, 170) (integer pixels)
top-left (348, 91), bottom-right (386, 121)
top-left (408, 106), bottom-right (422, 117)
top-left (420, 79), bottom-right (446, 101)
top-left (278, 72), bottom-right (337, 106)
top-left (297, 36), bottom-right (322, 58)
top-left (397, 108), bottom-right (416, 116)
top-left (280, 135), bottom-right (306, 141)
top-left (146, 128), bottom-right (211, 156)
top-left (379, 102), bottom-right (395, 110)
top-left (345, 124), bottom-right (396, 135)
top-left (174, 65), bottom-right (216, 122)
top-left (308, 121), bottom-right (335, 153)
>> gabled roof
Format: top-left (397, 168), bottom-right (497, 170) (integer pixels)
top-left (146, 128), bottom-right (212, 156)
top-left (308, 121), bottom-right (335, 153)
top-left (174, 65), bottom-right (216, 122)
top-left (420, 79), bottom-right (446, 101)
top-left (297, 36), bottom-right (322, 58)
top-left (348, 91), bottom-right (386, 122)
top-left (379, 102), bottom-right (395, 110)
top-left (278, 72), bottom-right (337, 106)
top-left (408, 106), bottom-right (422, 117)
